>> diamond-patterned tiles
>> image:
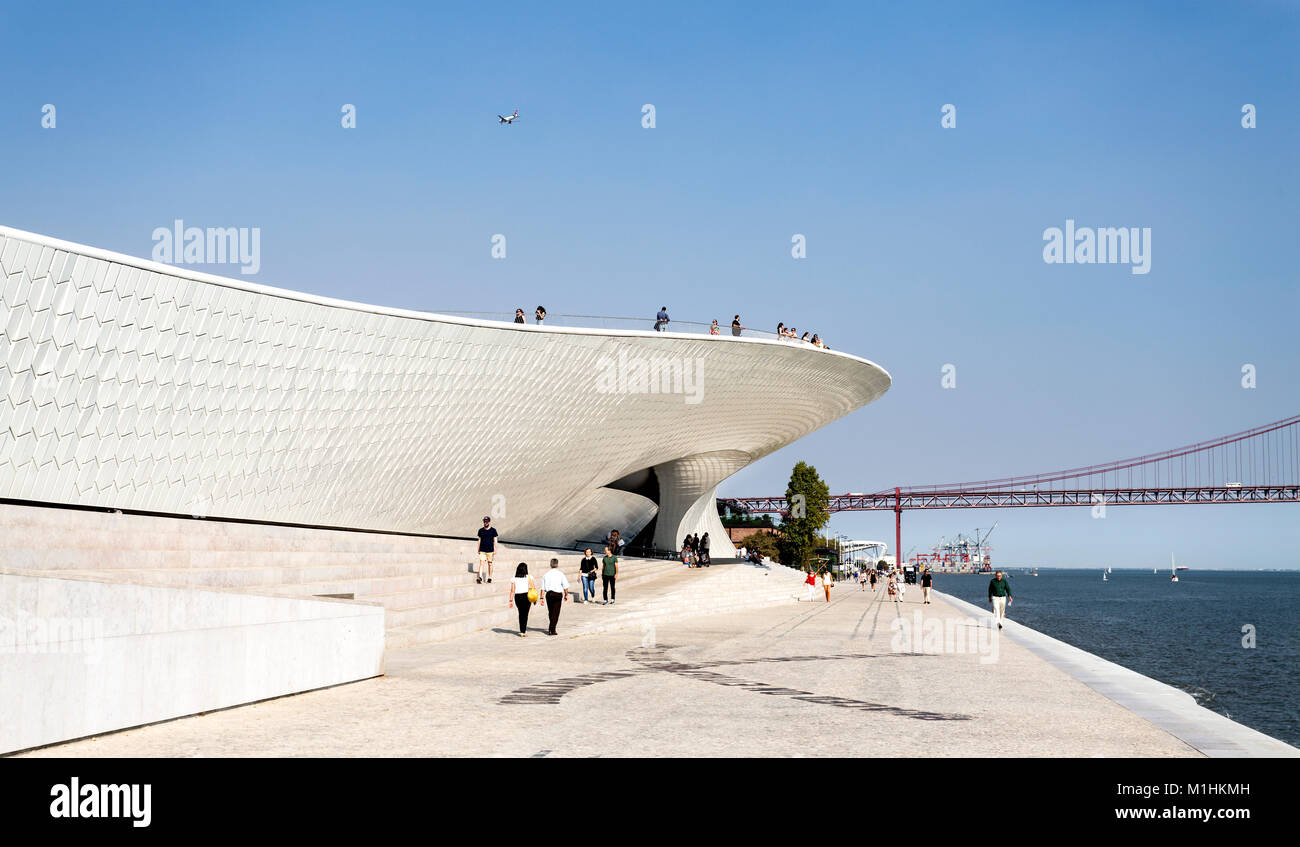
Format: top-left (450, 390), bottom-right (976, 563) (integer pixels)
top-left (0, 226), bottom-right (890, 547)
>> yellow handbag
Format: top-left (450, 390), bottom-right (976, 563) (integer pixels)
top-left (527, 577), bottom-right (539, 604)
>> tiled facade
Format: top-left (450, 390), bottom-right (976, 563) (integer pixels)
top-left (0, 226), bottom-right (891, 556)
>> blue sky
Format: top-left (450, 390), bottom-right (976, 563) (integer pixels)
top-left (2, 1), bottom-right (1297, 567)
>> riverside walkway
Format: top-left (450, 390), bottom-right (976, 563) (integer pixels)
top-left (27, 566), bottom-right (1288, 758)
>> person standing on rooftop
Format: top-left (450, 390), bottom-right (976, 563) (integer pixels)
top-left (514, 308), bottom-right (526, 324)
top-left (535, 305), bottom-right (547, 325)
top-left (731, 315), bottom-right (743, 337)
top-left (710, 319), bottom-right (720, 335)
top-left (542, 558), bottom-right (570, 635)
top-left (988, 570), bottom-right (1013, 629)
top-left (655, 306), bottom-right (669, 331)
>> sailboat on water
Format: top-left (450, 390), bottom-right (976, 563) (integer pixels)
top-left (1170, 553), bottom-right (1179, 583)
top-left (1102, 568), bottom-right (1108, 582)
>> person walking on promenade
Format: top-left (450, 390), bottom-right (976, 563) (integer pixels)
top-left (700, 532), bottom-right (711, 566)
top-left (887, 570), bottom-right (899, 602)
top-left (541, 558), bottom-right (570, 636)
top-left (507, 563), bottom-right (537, 637)
top-left (859, 569), bottom-right (868, 591)
top-left (476, 516), bottom-right (498, 584)
top-left (821, 568), bottom-right (833, 602)
top-left (655, 306), bottom-right (670, 331)
top-left (869, 569), bottom-right (878, 593)
top-left (921, 567), bottom-right (934, 605)
top-left (988, 570), bottom-right (1013, 629)
top-left (731, 315), bottom-right (743, 336)
top-left (601, 545), bottom-right (619, 605)
top-left (579, 548), bottom-right (599, 603)
top-left (804, 568), bottom-right (816, 602)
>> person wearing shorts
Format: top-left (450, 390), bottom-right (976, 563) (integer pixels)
top-left (476, 516), bottom-right (498, 584)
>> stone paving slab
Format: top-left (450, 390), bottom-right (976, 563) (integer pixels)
top-left (18, 587), bottom-right (1206, 758)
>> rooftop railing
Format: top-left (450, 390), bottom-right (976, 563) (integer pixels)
top-left (419, 310), bottom-right (834, 348)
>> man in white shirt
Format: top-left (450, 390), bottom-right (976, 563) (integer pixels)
top-left (541, 558), bottom-right (570, 636)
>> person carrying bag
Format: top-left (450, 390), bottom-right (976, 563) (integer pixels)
top-left (509, 563), bottom-right (537, 637)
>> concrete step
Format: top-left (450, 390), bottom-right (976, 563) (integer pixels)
top-left (0, 547), bottom-right (471, 571)
top-left (0, 524), bottom-right (475, 555)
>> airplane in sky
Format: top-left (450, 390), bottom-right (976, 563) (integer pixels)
top-left (497, 110), bottom-right (519, 125)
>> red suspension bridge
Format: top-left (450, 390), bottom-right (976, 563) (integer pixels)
top-left (721, 413), bottom-right (1300, 567)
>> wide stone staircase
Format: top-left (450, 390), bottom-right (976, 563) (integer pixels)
top-left (555, 558), bottom-right (811, 639)
top-left (0, 503), bottom-right (693, 648)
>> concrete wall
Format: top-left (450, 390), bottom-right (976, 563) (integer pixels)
top-left (0, 571), bottom-right (385, 753)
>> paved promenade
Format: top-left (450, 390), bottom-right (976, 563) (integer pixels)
top-left (20, 581), bottom-right (1212, 757)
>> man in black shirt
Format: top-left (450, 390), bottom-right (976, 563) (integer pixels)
top-left (731, 315), bottom-right (743, 337)
top-left (476, 516), bottom-right (498, 584)
top-left (579, 547), bottom-right (599, 603)
top-left (921, 567), bottom-right (934, 604)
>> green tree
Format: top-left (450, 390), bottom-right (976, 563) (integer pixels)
top-left (778, 461), bottom-right (831, 569)
top-left (740, 530), bottom-right (780, 560)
